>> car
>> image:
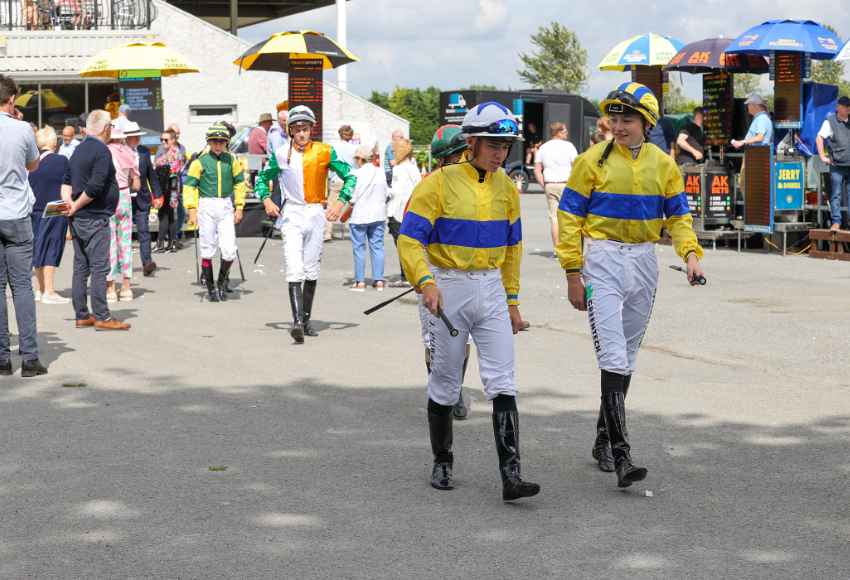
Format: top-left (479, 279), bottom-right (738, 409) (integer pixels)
top-left (505, 160), bottom-right (536, 193)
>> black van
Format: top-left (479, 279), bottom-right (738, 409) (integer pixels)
top-left (440, 89), bottom-right (599, 191)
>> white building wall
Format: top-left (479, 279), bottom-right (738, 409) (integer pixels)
top-left (150, 0), bottom-right (407, 154)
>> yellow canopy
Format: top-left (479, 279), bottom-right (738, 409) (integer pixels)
top-left (15, 89), bottom-right (68, 110)
top-left (234, 30), bottom-right (358, 73)
top-left (80, 41), bottom-right (199, 78)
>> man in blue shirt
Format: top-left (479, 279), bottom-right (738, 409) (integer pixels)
top-left (0, 74), bottom-right (47, 377)
top-left (732, 93), bottom-right (774, 149)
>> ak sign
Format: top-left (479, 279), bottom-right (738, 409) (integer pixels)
top-left (773, 161), bottom-right (804, 210)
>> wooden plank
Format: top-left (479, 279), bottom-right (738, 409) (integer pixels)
top-left (810, 249), bottom-right (850, 261)
top-left (809, 229), bottom-right (850, 242)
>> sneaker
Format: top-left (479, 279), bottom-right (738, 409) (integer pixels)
top-left (21, 359), bottom-right (48, 377)
top-left (41, 292), bottom-right (70, 305)
top-left (390, 279), bottom-right (411, 288)
top-left (106, 290), bottom-right (118, 303)
top-left (119, 287), bottom-right (134, 302)
top-left (830, 223), bottom-right (841, 231)
top-left (374, 281), bottom-right (385, 292)
top-left (34, 290), bottom-right (42, 302)
top-left (350, 282), bottom-right (366, 292)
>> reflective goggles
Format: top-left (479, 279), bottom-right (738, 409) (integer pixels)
top-left (462, 118), bottom-right (519, 137)
top-left (604, 90), bottom-right (651, 117)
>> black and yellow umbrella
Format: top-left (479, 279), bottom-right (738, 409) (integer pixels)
top-left (15, 89), bottom-right (68, 110)
top-left (234, 30), bottom-right (358, 73)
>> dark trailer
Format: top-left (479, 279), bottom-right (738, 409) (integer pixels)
top-left (440, 89), bottom-right (599, 191)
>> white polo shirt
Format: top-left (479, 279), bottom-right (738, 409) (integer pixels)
top-left (534, 138), bottom-right (578, 183)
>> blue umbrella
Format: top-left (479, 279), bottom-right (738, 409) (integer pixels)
top-left (725, 19), bottom-right (842, 59)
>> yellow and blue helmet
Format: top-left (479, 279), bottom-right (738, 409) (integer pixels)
top-left (599, 82), bottom-right (660, 128)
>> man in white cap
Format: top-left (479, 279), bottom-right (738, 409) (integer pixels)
top-left (732, 94), bottom-right (774, 149)
top-left (123, 121), bottom-right (161, 276)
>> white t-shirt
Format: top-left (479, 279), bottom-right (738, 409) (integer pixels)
top-left (818, 119), bottom-right (834, 140)
top-left (388, 159), bottom-right (421, 222)
top-left (349, 163), bottom-right (388, 225)
top-left (534, 138), bottom-right (578, 183)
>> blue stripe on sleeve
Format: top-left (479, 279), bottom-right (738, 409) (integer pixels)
top-left (558, 187), bottom-right (589, 217)
top-left (587, 191), bottom-right (665, 220)
top-left (663, 193), bottom-right (690, 218)
top-left (431, 217), bottom-right (513, 249)
top-left (399, 211), bottom-right (434, 245)
top-left (507, 219), bottom-right (522, 246)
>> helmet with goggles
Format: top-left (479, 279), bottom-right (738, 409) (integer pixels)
top-left (600, 82), bottom-right (659, 128)
top-left (431, 124), bottom-right (468, 159)
top-left (287, 105), bottom-right (317, 127)
top-left (461, 101), bottom-right (521, 141)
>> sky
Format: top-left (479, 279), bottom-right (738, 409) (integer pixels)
top-left (240, 0), bottom-right (850, 101)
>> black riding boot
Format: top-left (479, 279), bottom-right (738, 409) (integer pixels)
top-left (202, 262), bottom-right (219, 302)
top-left (600, 370), bottom-right (646, 488)
top-left (288, 282), bottom-right (305, 344)
top-left (217, 260), bottom-right (232, 302)
top-left (302, 279), bottom-right (319, 337)
top-left (428, 399), bottom-right (454, 490)
top-left (492, 395), bottom-right (540, 501)
top-left (592, 374), bottom-right (631, 472)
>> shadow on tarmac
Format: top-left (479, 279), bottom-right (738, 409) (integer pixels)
top-left (0, 375), bottom-right (847, 577)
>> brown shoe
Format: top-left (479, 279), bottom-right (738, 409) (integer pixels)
top-left (76, 315), bottom-right (97, 328)
top-left (94, 318), bottom-right (131, 331)
top-left (143, 261), bottom-right (157, 277)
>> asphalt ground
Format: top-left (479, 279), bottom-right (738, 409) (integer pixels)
top-left (2, 193), bottom-right (849, 579)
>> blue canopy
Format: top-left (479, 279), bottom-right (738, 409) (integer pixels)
top-left (726, 19), bottom-right (842, 60)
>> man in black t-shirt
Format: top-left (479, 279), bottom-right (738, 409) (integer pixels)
top-left (676, 107), bottom-right (705, 166)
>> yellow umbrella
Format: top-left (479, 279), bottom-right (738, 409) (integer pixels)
top-left (15, 89), bottom-right (68, 110)
top-left (80, 41), bottom-right (199, 78)
top-left (599, 33), bottom-right (684, 71)
top-left (234, 30), bottom-right (358, 73)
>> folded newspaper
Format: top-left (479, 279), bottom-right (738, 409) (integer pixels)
top-left (42, 200), bottom-right (68, 218)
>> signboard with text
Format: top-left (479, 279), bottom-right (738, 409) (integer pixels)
top-left (743, 146), bottom-right (775, 233)
top-left (771, 52), bottom-right (802, 128)
top-left (773, 160), bottom-right (804, 210)
top-left (119, 69), bottom-right (163, 133)
top-left (288, 58), bottom-right (324, 141)
top-left (702, 72), bottom-right (733, 146)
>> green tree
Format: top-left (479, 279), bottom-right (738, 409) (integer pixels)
top-left (368, 86), bottom-right (441, 146)
top-left (734, 73), bottom-right (761, 98)
top-left (665, 80), bottom-right (700, 114)
top-left (517, 22), bottom-right (587, 92)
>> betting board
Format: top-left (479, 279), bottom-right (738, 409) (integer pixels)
top-left (702, 72), bottom-right (733, 146)
top-left (743, 146), bottom-right (774, 233)
top-left (119, 70), bottom-right (163, 133)
top-left (770, 52), bottom-right (802, 128)
top-left (288, 58), bottom-right (324, 141)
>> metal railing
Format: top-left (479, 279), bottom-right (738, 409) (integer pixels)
top-left (1, 0), bottom-right (156, 30)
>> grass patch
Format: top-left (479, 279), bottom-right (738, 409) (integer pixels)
top-left (62, 382), bottom-right (87, 388)
top-left (208, 465), bottom-right (228, 472)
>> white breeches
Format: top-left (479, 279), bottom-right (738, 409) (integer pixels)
top-left (281, 203), bottom-right (325, 282)
top-left (583, 240), bottom-right (658, 375)
top-left (198, 197), bottom-right (237, 261)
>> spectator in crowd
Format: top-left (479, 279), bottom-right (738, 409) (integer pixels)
top-left (154, 129), bottom-right (183, 252)
top-left (732, 94), bottom-right (774, 149)
top-left (648, 115), bottom-right (677, 154)
top-left (118, 104), bottom-right (130, 121)
top-left (347, 144), bottom-right (387, 292)
top-left (166, 123), bottom-right (188, 239)
top-left (105, 121), bottom-right (139, 302)
top-left (676, 107), bottom-right (706, 166)
top-left (524, 121), bottom-right (542, 165)
top-left (267, 108), bottom-right (288, 154)
top-left (58, 125), bottom-right (80, 159)
top-left (384, 129), bottom-right (405, 185)
top-left (61, 109), bottom-right (129, 331)
top-left (592, 116), bottom-right (613, 144)
top-left (817, 95), bottom-right (850, 231)
top-left (386, 138), bottom-right (420, 286)
top-left (534, 121), bottom-right (578, 250)
top-left (125, 121), bottom-right (160, 275)
top-left (326, 124), bottom-right (359, 241)
top-left (29, 125), bottom-right (71, 305)
top-left (105, 93), bottom-right (121, 119)
top-left (248, 113), bottom-right (274, 155)
top-left (166, 123), bottom-right (188, 158)
top-left (0, 74), bottom-right (47, 376)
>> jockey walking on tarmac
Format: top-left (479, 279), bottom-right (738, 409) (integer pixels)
top-left (184, 123), bottom-right (246, 303)
top-left (398, 102), bottom-right (540, 501)
top-left (255, 105), bottom-right (356, 344)
top-left (556, 82), bottom-right (705, 488)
